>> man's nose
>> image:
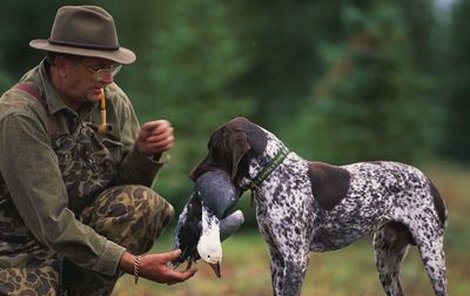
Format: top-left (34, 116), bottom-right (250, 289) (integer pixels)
top-left (100, 72), bottom-right (113, 84)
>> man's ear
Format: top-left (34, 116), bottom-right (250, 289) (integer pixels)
top-left (53, 55), bottom-right (70, 79)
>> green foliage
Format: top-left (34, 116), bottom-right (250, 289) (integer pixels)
top-left (0, 1), bottom-right (57, 85)
top-left (227, 0), bottom-right (345, 127)
top-left (284, 2), bottom-right (438, 164)
top-left (441, 1), bottom-right (470, 162)
top-left (132, 0), bottom-right (255, 208)
top-left (0, 50), bottom-right (14, 91)
top-left (0, 0), bottom-right (463, 223)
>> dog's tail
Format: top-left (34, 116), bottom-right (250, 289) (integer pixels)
top-left (428, 179), bottom-right (448, 228)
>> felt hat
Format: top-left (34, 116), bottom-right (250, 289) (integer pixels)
top-left (29, 5), bottom-right (136, 64)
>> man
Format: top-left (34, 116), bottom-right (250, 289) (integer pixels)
top-left (0, 5), bottom-right (196, 295)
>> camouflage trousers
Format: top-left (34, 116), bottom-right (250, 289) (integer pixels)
top-left (0, 185), bottom-right (174, 296)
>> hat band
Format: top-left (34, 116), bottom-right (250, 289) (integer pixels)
top-left (48, 38), bottom-right (120, 51)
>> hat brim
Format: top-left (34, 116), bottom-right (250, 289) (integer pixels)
top-left (29, 39), bottom-right (136, 65)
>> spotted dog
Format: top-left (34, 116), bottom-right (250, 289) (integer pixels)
top-left (191, 117), bottom-right (448, 296)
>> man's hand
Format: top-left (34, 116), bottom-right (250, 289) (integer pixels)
top-left (120, 249), bottom-right (197, 285)
top-left (136, 120), bottom-right (174, 156)
top-left (141, 249), bottom-right (197, 284)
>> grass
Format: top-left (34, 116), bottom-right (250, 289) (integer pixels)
top-left (113, 162), bottom-right (470, 295)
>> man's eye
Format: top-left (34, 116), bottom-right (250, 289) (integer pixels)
top-left (96, 65), bottom-right (107, 71)
top-left (89, 64), bottom-right (110, 71)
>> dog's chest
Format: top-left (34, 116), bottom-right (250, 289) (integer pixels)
top-left (252, 154), bottom-right (315, 229)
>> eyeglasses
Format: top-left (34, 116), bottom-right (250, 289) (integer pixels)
top-left (83, 62), bottom-right (122, 81)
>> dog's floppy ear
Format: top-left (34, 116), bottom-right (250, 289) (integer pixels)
top-left (225, 130), bottom-right (251, 180)
top-left (241, 121), bottom-right (267, 156)
top-left (190, 117), bottom-right (267, 182)
top-left (223, 117), bottom-right (267, 180)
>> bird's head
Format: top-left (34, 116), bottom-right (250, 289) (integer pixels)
top-left (197, 207), bottom-right (223, 278)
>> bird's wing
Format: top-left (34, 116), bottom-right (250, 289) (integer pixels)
top-left (173, 200), bottom-right (189, 251)
top-left (220, 209), bottom-right (245, 242)
top-left (172, 193), bottom-right (202, 267)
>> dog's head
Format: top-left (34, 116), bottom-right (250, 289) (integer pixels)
top-left (191, 117), bottom-right (267, 186)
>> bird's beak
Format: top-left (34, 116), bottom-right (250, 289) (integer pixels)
top-left (209, 262), bottom-right (221, 278)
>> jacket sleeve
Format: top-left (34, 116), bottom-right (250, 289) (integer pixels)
top-left (0, 109), bottom-right (126, 276)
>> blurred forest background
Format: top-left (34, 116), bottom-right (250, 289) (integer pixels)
top-left (1, 0), bottom-right (468, 213)
top-left (1, 0), bottom-right (469, 294)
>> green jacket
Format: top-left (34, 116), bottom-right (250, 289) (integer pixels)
top-left (0, 59), bottom-right (164, 276)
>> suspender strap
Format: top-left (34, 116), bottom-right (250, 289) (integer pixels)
top-left (11, 83), bottom-right (60, 139)
top-left (13, 83), bottom-right (42, 102)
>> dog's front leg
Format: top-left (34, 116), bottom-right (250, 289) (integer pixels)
top-left (280, 255), bottom-right (309, 296)
top-left (266, 229), bottom-right (310, 296)
top-left (268, 248), bottom-right (286, 296)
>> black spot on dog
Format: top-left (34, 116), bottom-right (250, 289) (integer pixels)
top-left (307, 162), bottom-right (351, 211)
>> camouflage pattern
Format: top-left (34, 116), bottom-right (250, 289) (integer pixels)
top-left (62, 185), bottom-right (174, 296)
top-left (0, 251), bottom-right (61, 295)
top-left (52, 118), bottom-right (116, 215)
top-left (0, 103), bottom-right (173, 295)
top-left (0, 185), bottom-right (173, 296)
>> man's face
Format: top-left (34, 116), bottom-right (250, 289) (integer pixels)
top-left (58, 56), bottom-right (121, 107)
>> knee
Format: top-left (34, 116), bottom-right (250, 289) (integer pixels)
top-left (152, 191), bottom-right (174, 227)
top-left (129, 185), bottom-right (174, 226)
top-left (82, 185), bottom-right (174, 254)
top-left (99, 185), bottom-right (174, 226)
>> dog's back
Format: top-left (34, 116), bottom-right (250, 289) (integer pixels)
top-left (309, 161), bottom-right (444, 251)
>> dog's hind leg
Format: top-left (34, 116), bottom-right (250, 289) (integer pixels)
top-left (412, 225), bottom-right (448, 296)
top-left (417, 236), bottom-right (448, 296)
top-left (411, 185), bottom-right (448, 296)
top-left (373, 222), bottom-right (411, 296)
